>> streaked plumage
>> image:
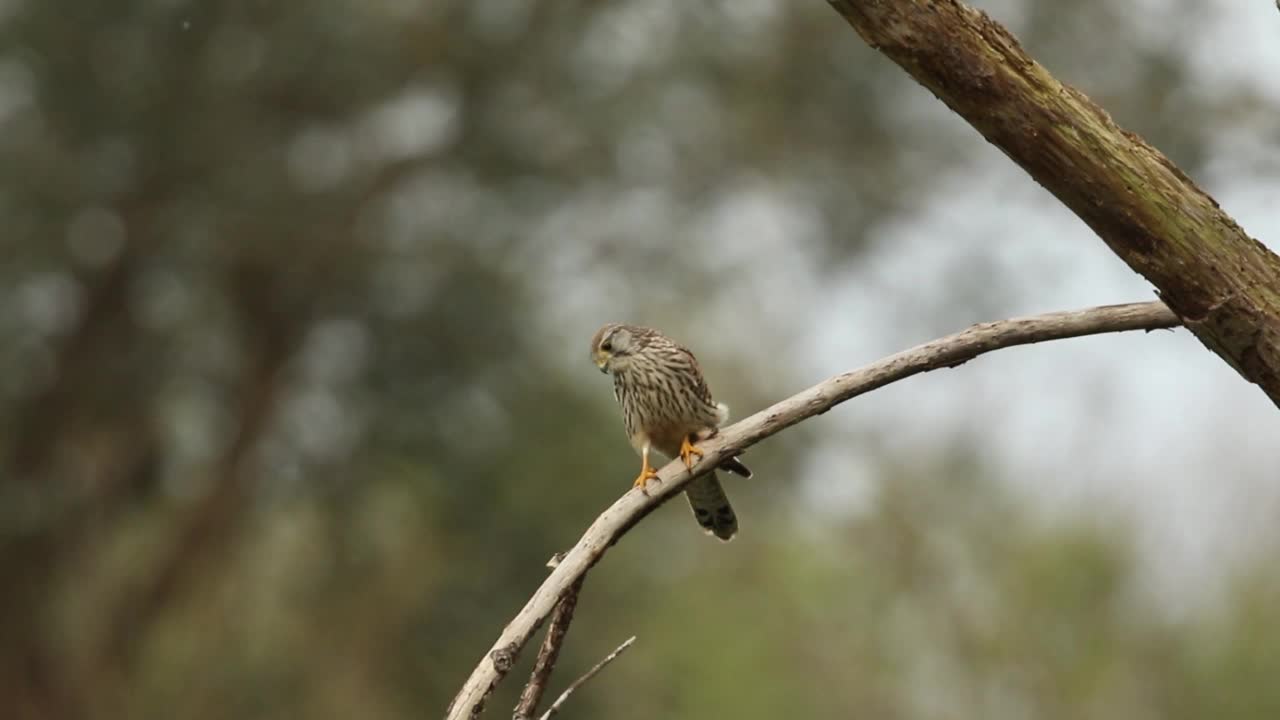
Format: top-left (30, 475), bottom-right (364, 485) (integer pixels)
top-left (590, 323), bottom-right (750, 541)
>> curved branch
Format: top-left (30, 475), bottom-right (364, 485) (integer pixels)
top-left (826, 0), bottom-right (1280, 406)
top-left (446, 301), bottom-right (1180, 719)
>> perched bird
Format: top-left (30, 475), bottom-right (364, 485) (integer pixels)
top-left (590, 323), bottom-right (751, 541)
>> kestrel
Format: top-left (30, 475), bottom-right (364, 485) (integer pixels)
top-left (590, 323), bottom-right (751, 541)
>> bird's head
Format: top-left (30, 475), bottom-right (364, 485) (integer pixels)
top-left (590, 323), bottom-right (641, 374)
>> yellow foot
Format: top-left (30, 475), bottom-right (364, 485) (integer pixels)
top-left (679, 435), bottom-right (704, 469)
top-left (632, 465), bottom-right (660, 493)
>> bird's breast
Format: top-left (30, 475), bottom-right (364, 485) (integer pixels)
top-left (614, 364), bottom-right (718, 455)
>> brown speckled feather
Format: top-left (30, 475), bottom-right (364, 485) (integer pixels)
top-left (591, 323), bottom-right (751, 540)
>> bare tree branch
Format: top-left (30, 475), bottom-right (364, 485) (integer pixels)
top-left (512, 574), bottom-right (587, 720)
top-left (536, 636), bottom-right (636, 720)
top-left (826, 0), bottom-right (1280, 407)
top-left (446, 301), bottom-right (1181, 718)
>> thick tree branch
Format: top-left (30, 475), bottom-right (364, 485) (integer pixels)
top-left (825, 0), bottom-right (1280, 407)
top-left (446, 301), bottom-right (1180, 718)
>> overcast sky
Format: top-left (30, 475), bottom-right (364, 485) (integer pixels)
top-left (794, 0), bottom-right (1280, 607)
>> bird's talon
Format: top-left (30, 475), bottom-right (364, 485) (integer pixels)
top-left (633, 466), bottom-right (660, 493)
top-left (679, 435), bottom-right (704, 469)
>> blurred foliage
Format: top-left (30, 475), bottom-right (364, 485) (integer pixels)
top-left (0, 1), bottom-right (1277, 719)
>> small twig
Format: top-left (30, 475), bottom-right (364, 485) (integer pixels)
top-left (537, 637), bottom-right (637, 720)
top-left (512, 575), bottom-right (587, 720)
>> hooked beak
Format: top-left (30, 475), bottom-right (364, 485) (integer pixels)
top-left (595, 357), bottom-right (608, 374)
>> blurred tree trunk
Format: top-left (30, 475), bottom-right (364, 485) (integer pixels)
top-left (828, 0), bottom-right (1280, 408)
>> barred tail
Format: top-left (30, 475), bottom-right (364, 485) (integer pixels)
top-left (685, 472), bottom-right (738, 541)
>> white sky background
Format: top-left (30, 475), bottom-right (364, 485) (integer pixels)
top-left (538, 0), bottom-right (1280, 609)
top-left (800, 0), bottom-right (1280, 606)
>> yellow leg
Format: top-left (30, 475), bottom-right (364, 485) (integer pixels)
top-left (632, 445), bottom-right (660, 492)
top-left (679, 434), bottom-right (704, 469)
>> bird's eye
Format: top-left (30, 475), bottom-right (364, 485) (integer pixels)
top-left (601, 340), bottom-right (613, 352)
